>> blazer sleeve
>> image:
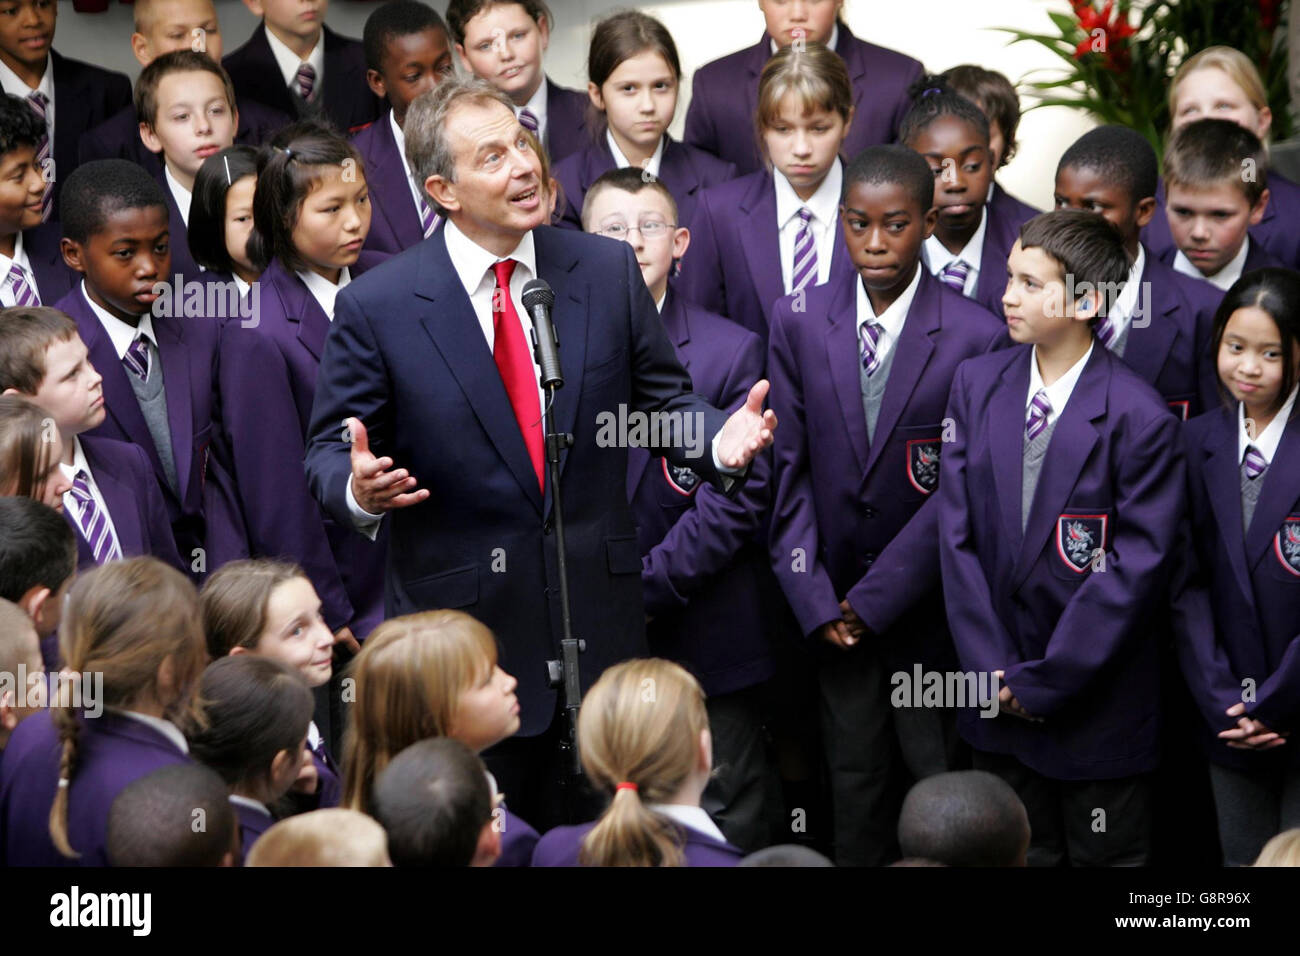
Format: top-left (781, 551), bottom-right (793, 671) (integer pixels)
top-left (844, 494), bottom-right (940, 635)
top-left (1003, 411), bottom-right (1186, 718)
top-left (1250, 632), bottom-right (1300, 731)
top-left (683, 70), bottom-right (718, 158)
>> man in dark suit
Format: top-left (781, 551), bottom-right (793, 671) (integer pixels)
top-left (304, 76), bottom-right (776, 829)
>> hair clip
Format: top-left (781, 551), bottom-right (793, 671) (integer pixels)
top-left (921, 87), bottom-right (944, 99)
top-left (277, 145), bottom-right (294, 160)
top-left (616, 781), bottom-right (639, 793)
top-left (222, 153), bottom-right (232, 186)
top-left (57, 777), bottom-right (69, 789)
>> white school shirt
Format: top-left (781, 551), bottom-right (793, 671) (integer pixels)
top-left (265, 25), bottom-right (325, 93)
top-left (645, 803), bottom-right (728, 843)
top-left (774, 157), bottom-right (842, 293)
top-left (855, 264), bottom-right (921, 369)
top-left (1026, 342), bottom-right (1094, 429)
top-left (0, 54), bottom-right (53, 139)
top-left (924, 207), bottom-right (987, 298)
top-left (59, 436), bottom-right (124, 562)
top-left (164, 166), bottom-right (193, 228)
top-left (82, 281), bottom-right (159, 361)
top-left (1101, 244), bottom-right (1146, 343)
top-left (0, 231), bottom-right (37, 307)
top-left (389, 109), bottom-right (431, 223)
top-left (228, 794), bottom-right (273, 819)
top-left (297, 265), bottom-right (352, 321)
top-left (606, 129), bottom-right (665, 179)
top-left (1173, 236), bottom-right (1251, 291)
top-left (1238, 385), bottom-right (1298, 466)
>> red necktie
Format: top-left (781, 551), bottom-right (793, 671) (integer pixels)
top-left (491, 259), bottom-right (544, 490)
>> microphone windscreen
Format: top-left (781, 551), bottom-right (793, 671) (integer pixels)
top-left (521, 278), bottom-right (555, 310)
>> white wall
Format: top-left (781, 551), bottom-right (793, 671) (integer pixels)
top-left (54, 0), bottom-right (1094, 208)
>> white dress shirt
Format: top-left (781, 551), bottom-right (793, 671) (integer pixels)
top-left (1027, 342), bottom-right (1094, 429)
top-left (924, 207), bottom-right (987, 298)
top-left (109, 708), bottom-right (189, 753)
top-left (264, 25), bottom-right (325, 93)
top-left (1173, 236), bottom-right (1251, 291)
top-left (606, 129), bottom-right (665, 179)
top-left (164, 166), bottom-right (193, 228)
top-left (1102, 244), bottom-right (1146, 342)
top-left (775, 157), bottom-right (842, 293)
top-left (646, 802), bottom-right (728, 843)
top-left (82, 281), bottom-right (158, 360)
top-left (59, 436), bottom-right (124, 562)
top-left (1239, 385), bottom-right (1297, 465)
top-left (855, 264), bottom-right (921, 369)
top-left (0, 53), bottom-right (53, 137)
top-left (0, 231), bottom-right (37, 307)
top-left (516, 76), bottom-right (549, 143)
top-left (297, 266), bottom-right (352, 321)
top-left (389, 109), bottom-right (432, 223)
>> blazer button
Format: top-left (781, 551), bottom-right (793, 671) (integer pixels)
top-left (863, 552), bottom-right (876, 567)
top-left (543, 520), bottom-right (554, 535)
top-left (861, 505), bottom-right (877, 518)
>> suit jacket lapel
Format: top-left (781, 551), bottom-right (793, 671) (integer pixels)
top-left (1245, 417), bottom-right (1300, 568)
top-left (268, 261), bottom-right (330, 362)
top-left (626, 291), bottom-right (688, 499)
top-left (89, 458), bottom-right (146, 556)
top-left (991, 350), bottom-right (1030, 553)
top-left (370, 115), bottom-right (423, 248)
top-left (1122, 254), bottom-right (1179, 385)
top-left (1200, 408), bottom-right (1257, 606)
top-left (657, 140), bottom-right (699, 212)
top-left (823, 277), bottom-right (869, 474)
top-left (737, 173), bottom-right (785, 319)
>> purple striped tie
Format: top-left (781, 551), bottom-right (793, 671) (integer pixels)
top-left (1244, 445), bottom-right (1268, 480)
top-left (418, 197), bottom-right (440, 239)
top-left (791, 207), bottom-right (818, 291)
top-left (26, 91), bottom-right (50, 223)
top-left (68, 470), bottom-right (122, 565)
top-left (7, 261), bottom-right (38, 306)
top-left (1096, 313), bottom-right (1120, 350)
top-left (940, 259), bottom-right (970, 292)
top-left (123, 336), bottom-right (150, 383)
top-left (519, 108), bottom-right (539, 134)
top-left (860, 321), bottom-right (883, 377)
top-left (295, 62), bottom-right (316, 102)
top-left (1025, 388), bottom-right (1052, 441)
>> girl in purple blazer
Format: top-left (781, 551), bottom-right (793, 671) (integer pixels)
top-left (342, 610), bottom-right (540, 868)
top-left (200, 559), bottom-right (343, 810)
top-left (189, 145), bottom-right (261, 298)
top-left (553, 11), bottom-right (735, 232)
top-left (531, 658), bottom-right (744, 867)
top-left (680, 41), bottom-right (856, 340)
top-left (183, 655), bottom-right (315, 865)
top-left (0, 558), bottom-right (206, 867)
top-left (1176, 268), bottom-right (1300, 866)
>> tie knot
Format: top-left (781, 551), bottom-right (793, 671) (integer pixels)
top-left (797, 207), bottom-right (813, 226)
top-left (27, 90), bottom-right (46, 108)
top-left (1244, 445), bottom-right (1268, 479)
top-left (519, 108), bottom-right (539, 133)
top-left (492, 259), bottom-right (517, 287)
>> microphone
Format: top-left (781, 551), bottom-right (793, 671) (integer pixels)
top-left (522, 278), bottom-right (563, 390)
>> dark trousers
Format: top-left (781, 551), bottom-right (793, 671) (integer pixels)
top-left (701, 683), bottom-right (781, 853)
top-left (1208, 762), bottom-right (1300, 866)
top-left (973, 750), bottom-right (1153, 866)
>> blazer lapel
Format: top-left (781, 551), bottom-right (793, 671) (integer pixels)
top-left (737, 173), bottom-right (785, 319)
top-left (1121, 254), bottom-right (1179, 385)
top-left (1200, 408), bottom-right (1257, 606)
top-left (990, 350), bottom-right (1030, 553)
top-left (657, 139), bottom-right (700, 212)
top-left (152, 314), bottom-right (193, 500)
top-left (372, 114), bottom-right (423, 247)
top-left (51, 52), bottom-right (90, 185)
top-left (269, 262), bottom-right (330, 362)
top-left (90, 460), bottom-right (146, 556)
top-left (581, 137), bottom-right (616, 195)
top-left (1245, 416), bottom-right (1300, 569)
top-left (823, 277), bottom-right (869, 474)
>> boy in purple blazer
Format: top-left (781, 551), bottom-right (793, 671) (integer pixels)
top-left (54, 160), bottom-right (241, 578)
top-left (584, 168), bottom-right (775, 851)
top-left (768, 146), bottom-right (1005, 866)
top-left (0, 0), bottom-right (132, 216)
top-left (937, 210), bottom-right (1184, 866)
top-left (0, 308), bottom-right (183, 575)
top-left (685, 5), bottom-right (922, 177)
top-left (77, 0), bottom-right (290, 176)
top-left (106, 763), bottom-right (238, 866)
top-left (446, 0), bottom-right (587, 163)
top-left (222, 0), bottom-right (381, 133)
top-left (1161, 119), bottom-right (1286, 290)
top-left (0, 94), bottom-right (72, 305)
top-left (353, 0), bottom-right (453, 256)
top-left (0, 497), bottom-right (75, 670)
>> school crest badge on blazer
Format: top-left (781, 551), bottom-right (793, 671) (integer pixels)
top-left (1275, 517), bottom-right (1300, 577)
top-left (906, 438), bottom-right (941, 494)
top-left (663, 458), bottom-right (701, 496)
top-left (1056, 514), bottom-right (1108, 573)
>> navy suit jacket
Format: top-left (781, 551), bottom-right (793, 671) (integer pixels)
top-left (543, 76), bottom-right (588, 164)
top-left (531, 819), bottom-right (744, 866)
top-left (67, 435), bottom-right (184, 573)
top-left (303, 226), bottom-right (735, 736)
top-left (1174, 406), bottom-right (1300, 770)
top-left (351, 112), bottom-right (431, 255)
top-left (0, 710), bottom-right (190, 866)
top-left (23, 219), bottom-right (76, 304)
top-left (680, 168), bottom-right (855, 342)
top-left (684, 25), bottom-right (923, 177)
top-left (50, 49), bottom-right (133, 211)
top-left (629, 289), bottom-right (773, 696)
top-left (937, 345), bottom-right (1184, 779)
top-left (1144, 173), bottom-right (1300, 270)
top-left (77, 96), bottom-right (291, 174)
top-left (553, 135), bottom-right (736, 233)
top-left (219, 257), bottom-right (388, 639)
top-left (56, 285), bottom-right (240, 572)
top-left (769, 269), bottom-right (1004, 663)
top-left (222, 24), bottom-right (381, 133)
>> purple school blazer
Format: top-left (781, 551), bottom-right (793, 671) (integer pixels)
top-left (0, 710), bottom-right (190, 866)
top-left (962, 198), bottom-right (1025, 319)
top-left (1144, 173), bottom-right (1300, 270)
top-left (680, 168), bottom-right (855, 341)
top-left (1174, 405), bottom-right (1300, 770)
top-left (493, 807), bottom-right (540, 868)
top-left (543, 77), bottom-right (589, 165)
top-left (768, 268), bottom-right (1004, 671)
top-left (684, 24), bottom-right (922, 177)
top-left (352, 111), bottom-right (428, 256)
top-left (531, 819), bottom-right (744, 867)
top-left (55, 284), bottom-right (242, 574)
top-left (987, 181), bottom-right (1040, 229)
top-left (628, 289), bottom-right (774, 696)
top-left (937, 345), bottom-right (1184, 779)
top-left (24, 220), bottom-right (77, 304)
top-left (553, 135), bottom-right (737, 233)
top-left (218, 256), bottom-right (388, 639)
top-left (234, 800), bottom-right (275, 865)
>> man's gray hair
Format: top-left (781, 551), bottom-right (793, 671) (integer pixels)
top-left (404, 75), bottom-right (517, 217)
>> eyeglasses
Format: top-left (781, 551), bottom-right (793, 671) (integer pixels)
top-left (596, 221), bottom-right (676, 240)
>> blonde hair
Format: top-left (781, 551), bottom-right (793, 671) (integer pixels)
top-left (341, 610), bottom-right (499, 814)
top-left (245, 808), bottom-right (391, 866)
top-left (755, 40), bottom-right (853, 159)
top-left (1170, 47), bottom-right (1269, 122)
top-left (1254, 829), bottom-right (1300, 866)
top-left (199, 558), bottom-right (308, 659)
top-left (577, 658), bottom-right (709, 867)
top-left (49, 558), bottom-right (207, 858)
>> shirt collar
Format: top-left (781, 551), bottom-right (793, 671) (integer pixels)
top-left (0, 53), bottom-right (52, 101)
top-left (107, 707), bottom-right (189, 754)
top-left (389, 109), bottom-right (415, 176)
top-left (307, 720), bottom-right (321, 749)
top-left (264, 25), bottom-right (324, 91)
top-left (518, 75), bottom-right (548, 127)
top-left (924, 206), bottom-right (987, 276)
top-left (1107, 244), bottom-right (1146, 330)
top-left (81, 281), bottom-right (156, 360)
top-left (605, 129), bottom-right (665, 179)
top-left (1238, 385), bottom-right (1298, 464)
top-left (645, 803), bottom-right (727, 843)
top-left (770, 22), bottom-right (838, 54)
top-left (0, 230), bottom-right (27, 275)
top-left (856, 263), bottom-right (920, 340)
top-left (442, 217), bottom-right (537, 298)
top-left (58, 435), bottom-right (89, 483)
top-left (164, 166), bottom-right (192, 227)
top-left (774, 157), bottom-right (843, 232)
top-left (296, 266), bottom-right (351, 321)
top-left (1028, 341), bottom-right (1094, 418)
top-left (1187, 236), bottom-right (1251, 292)
top-left (228, 794), bottom-right (272, 817)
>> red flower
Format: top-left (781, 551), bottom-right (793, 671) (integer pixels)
top-left (1072, 0), bottom-right (1136, 65)
top-left (1260, 0), bottom-right (1280, 32)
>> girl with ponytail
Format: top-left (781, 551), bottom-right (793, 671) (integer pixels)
top-left (531, 658), bottom-right (744, 867)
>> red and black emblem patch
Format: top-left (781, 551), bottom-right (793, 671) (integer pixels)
top-left (905, 438), bottom-right (941, 494)
top-left (1167, 399), bottom-right (1190, 421)
top-left (1274, 516), bottom-right (1300, 577)
top-left (1056, 513), bottom-right (1108, 573)
top-left (663, 458), bottom-right (701, 496)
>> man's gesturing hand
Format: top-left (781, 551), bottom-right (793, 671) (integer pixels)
top-left (347, 417), bottom-right (430, 513)
top-left (717, 380), bottom-right (778, 469)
